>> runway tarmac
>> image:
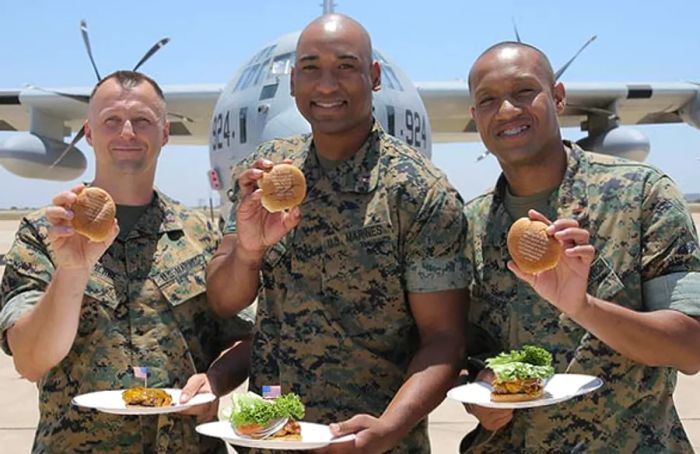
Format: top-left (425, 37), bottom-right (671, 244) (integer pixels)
top-left (0, 214), bottom-right (698, 452)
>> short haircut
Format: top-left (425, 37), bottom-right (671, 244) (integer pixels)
top-left (90, 70), bottom-right (165, 100)
top-left (468, 41), bottom-right (555, 91)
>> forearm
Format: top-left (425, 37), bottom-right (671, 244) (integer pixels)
top-left (206, 339), bottom-right (252, 396)
top-left (207, 236), bottom-right (262, 317)
top-left (379, 334), bottom-right (463, 444)
top-left (573, 296), bottom-right (700, 374)
top-left (8, 267), bottom-right (90, 381)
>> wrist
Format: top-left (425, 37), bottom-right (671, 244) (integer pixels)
top-left (54, 266), bottom-right (91, 279)
top-left (233, 238), bottom-right (266, 267)
top-left (569, 293), bottom-right (596, 323)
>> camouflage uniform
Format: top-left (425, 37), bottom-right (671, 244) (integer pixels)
top-left (0, 191), bottom-right (254, 454)
top-left (224, 121), bottom-right (468, 453)
top-left (462, 142), bottom-right (700, 453)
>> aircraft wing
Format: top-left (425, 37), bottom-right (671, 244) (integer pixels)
top-left (416, 81), bottom-right (700, 143)
top-left (0, 84), bottom-right (224, 144)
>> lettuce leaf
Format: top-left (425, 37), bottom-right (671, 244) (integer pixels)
top-left (229, 392), bottom-right (305, 427)
top-left (486, 345), bottom-right (555, 381)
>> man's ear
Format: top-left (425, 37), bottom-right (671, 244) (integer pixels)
top-left (84, 120), bottom-right (93, 146)
top-left (290, 67), bottom-right (295, 96)
top-left (162, 119), bottom-right (170, 146)
top-left (371, 61), bottom-right (381, 92)
top-left (553, 82), bottom-right (566, 114)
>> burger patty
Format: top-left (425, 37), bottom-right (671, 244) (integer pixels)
top-left (492, 378), bottom-right (543, 395)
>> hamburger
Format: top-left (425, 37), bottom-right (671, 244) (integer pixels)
top-left (229, 392), bottom-right (305, 440)
top-left (259, 163), bottom-right (306, 212)
top-left (71, 186), bottom-right (116, 242)
top-left (507, 217), bottom-right (561, 274)
top-left (486, 345), bottom-right (554, 402)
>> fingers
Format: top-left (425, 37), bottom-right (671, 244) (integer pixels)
top-left (330, 414), bottom-right (376, 436)
top-left (281, 206), bottom-right (302, 230)
top-left (179, 374), bottom-right (210, 404)
top-left (527, 209), bottom-right (551, 225)
top-left (470, 406), bottom-right (514, 431)
top-left (46, 206), bottom-right (74, 226)
top-left (507, 260), bottom-right (535, 285)
top-left (237, 159), bottom-right (275, 197)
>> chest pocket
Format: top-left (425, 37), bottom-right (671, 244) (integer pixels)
top-left (150, 254), bottom-right (208, 306)
top-left (79, 273), bottom-right (120, 338)
top-left (587, 255), bottom-right (625, 302)
top-left (322, 223), bottom-right (405, 337)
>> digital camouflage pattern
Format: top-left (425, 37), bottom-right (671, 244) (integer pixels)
top-left (462, 142), bottom-right (700, 453)
top-left (224, 121), bottom-right (468, 453)
top-left (0, 191), bottom-right (254, 454)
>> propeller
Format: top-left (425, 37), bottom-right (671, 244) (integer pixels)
top-left (554, 35), bottom-right (597, 81)
top-left (80, 20), bottom-right (101, 81)
top-left (132, 37), bottom-right (171, 72)
top-left (512, 18), bottom-right (521, 43)
top-left (45, 20), bottom-right (172, 173)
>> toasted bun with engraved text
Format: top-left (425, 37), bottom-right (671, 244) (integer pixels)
top-left (507, 217), bottom-right (560, 274)
top-left (70, 187), bottom-right (116, 242)
top-left (259, 164), bottom-right (306, 212)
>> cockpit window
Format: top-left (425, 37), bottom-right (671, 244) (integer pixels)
top-left (270, 52), bottom-right (294, 76)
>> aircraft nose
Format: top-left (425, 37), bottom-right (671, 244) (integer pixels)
top-left (259, 107), bottom-right (310, 143)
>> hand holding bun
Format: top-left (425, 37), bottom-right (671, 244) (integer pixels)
top-left (259, 163), bottom-right (306, 212)
top-left (507, 217), bottom-right (561, 274)
top-left (71, 187), bottom-right (116, 242)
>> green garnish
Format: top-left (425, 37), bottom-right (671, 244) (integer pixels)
top-left (230, 392), bottom-right (305, 427)
top-left (486, 345), bottom-right (555, 381)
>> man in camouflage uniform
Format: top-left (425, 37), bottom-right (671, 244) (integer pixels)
top-left (461, 41), bottom-right (700, 452)
top-left (207, 14), bottom-right (468, 453)
top-left (0, 71), bottom-right (253, 453)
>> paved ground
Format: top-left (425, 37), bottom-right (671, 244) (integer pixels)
top-left (0, 215), bottom-right (698, 452)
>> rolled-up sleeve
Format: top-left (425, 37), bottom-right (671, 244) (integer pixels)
top-left (643, 272), bottom-right (700, 316)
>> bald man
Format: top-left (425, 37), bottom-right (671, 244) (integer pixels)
top-left (461, 42), bottom-right (700, 452)
top-left (207, 14), bottom-right (468, 453)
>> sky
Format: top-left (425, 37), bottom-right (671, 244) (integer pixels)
top-left (1, 0), bottom-right (699, 208)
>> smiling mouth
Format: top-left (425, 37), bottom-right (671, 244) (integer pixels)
top-left (497, 125), bottom-right (530, 138)
top-left (311, 100), bottom-right (346, 109)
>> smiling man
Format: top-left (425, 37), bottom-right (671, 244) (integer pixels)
top-left (207, 14), bottom-right (468, 453)
top-left (0, 71), bottom-right (253, 453)
top-left (460, 42), bottom-right (700, 452)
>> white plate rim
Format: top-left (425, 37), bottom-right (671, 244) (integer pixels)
top-left (196, 420), bottom-right (355, 450)
top-left (446, 373), bottom-right (604, 409)
top-left (72, 388), bottom-right (217, 415)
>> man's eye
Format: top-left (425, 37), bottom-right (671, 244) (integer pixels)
top-left (338, 63), bottom-right (354, 70)
top-left (302, 65), bottom-right (318, 71)
top-left (478, 97), bottom-right (494, 107)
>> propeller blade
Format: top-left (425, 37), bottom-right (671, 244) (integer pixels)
top-left (26, 84), bottom-right (90, 104)
top-left (475, 150), bottom-right (490, 162)
top-left (133, 37), bottom-right (170, 72)
top-left (47, 126), bottom-right (86, 173)
top-left (554, 35), bottom-right (597, 81)
top-left (512, 18), bottom-right (521, 43)
top-left (80, 20), bottom-right (101, 81)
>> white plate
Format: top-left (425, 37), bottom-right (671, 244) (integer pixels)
top-left (196, 420), bottom-right (356, 450)
top-left (72, 389), bottom-right (217, 415)
top-left (447, 373), bottom-right (603, 409)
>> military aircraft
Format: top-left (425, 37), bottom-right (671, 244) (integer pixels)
top-left (1, 1), bottom-right (700, 226)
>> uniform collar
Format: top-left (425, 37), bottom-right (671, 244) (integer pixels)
top-left (121, 190), bottom-right (185, 239)
top-left (492, 141), bottom-right (590, 223)
top-left (302, 119), bottom-right (383, 194)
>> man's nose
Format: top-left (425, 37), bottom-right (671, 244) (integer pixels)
top-left (120, 120), bottom-right (136, 139)
top-left (495, 98), bottom-right (522, 119)
top-left (316, 70), bottom-right (339, 93)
